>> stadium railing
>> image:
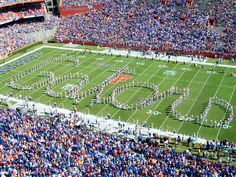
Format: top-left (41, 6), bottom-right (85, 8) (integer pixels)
top-left (58, 40), bottom-right (236, 59)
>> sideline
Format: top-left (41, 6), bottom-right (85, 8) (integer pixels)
top-left (0, 94), bottom-right (207, 144)
top-left (0, 46), bottom-right (44, 68)
top-left (1, 44), bottom-right (236, 69)
top-left (44, 45), bottom-right (236, 69)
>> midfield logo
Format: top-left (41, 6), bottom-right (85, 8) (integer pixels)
top-left (112, 74), bottom-right (133, 84)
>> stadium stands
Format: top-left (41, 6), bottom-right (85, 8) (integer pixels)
top-left (0, 108), bottom-right (235, 176)
top-left (0, 0), bottom-right (40, 7)
top-left (0, 0), bottom-right (59, 57)
top-left (0, 15), bottom-right (59, 56)
top-left (62, 0), bottom-right (107, 7)
top-left (0, 1), bottom-right (236, 176)
top-left (55, 0), bottom-right (236, 58)
top-left (0, 3), bottom-right (46, 25)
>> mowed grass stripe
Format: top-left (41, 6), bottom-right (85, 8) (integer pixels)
top-left (196, 68), bottom-right (229, 136)
top-left (93, 59), bottom-right (158, 117)
top-left (34, 54), bottom-right (122, 106)
top-left (106, 62), bottom-right (183, 123)
top-left (0, 48), bottom-right (66, 94)
top-left (125, 62), bottom-right (187, 125)
top-left (110, 61), bottom-right (168, 120)
top-left (177, 70), bottom-right (226, 138)
top-left (159, 68), bottom-right (211, 133)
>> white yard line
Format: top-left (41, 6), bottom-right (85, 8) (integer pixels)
top-left (96, 60), bottom-right (159, 117)
top-left (126, 63), bottom-right (185, 123)
top-left (0, 46), bottom-right (44, 67)
top-left (111, 61), bottom-right (165, 120)
top-left (158, 67), bottom-right (201, 129)
top-left (176, 73), bottom-right (212, 133)
top-left (31, 53), bottom-right (101, 104)
top-left (0, 49), bottom-right (62, 91)
top-left (196, 68), bottom-right (229, 136)
top-left (215, 83), bottom-right (236, 140)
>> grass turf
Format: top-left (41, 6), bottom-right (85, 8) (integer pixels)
top-left (1, 45), bottom-right (236, 142)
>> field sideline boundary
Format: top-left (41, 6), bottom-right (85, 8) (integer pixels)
top-left (0, 93), bottom-right (208, 144)
top-left (2, 45), bottom-right (236, 69)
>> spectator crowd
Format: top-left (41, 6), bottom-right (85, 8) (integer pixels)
top-left (0, 108), bottom-right (235, 176)
top-left (0, 0), bottom-right (39, 7)
top-left (62, 0), bottom-right (107, 7)
top-left (0, 14), bottom-right (59, 56)
top-left (1, 0), bottom-right (235, 58)
top-left (0, 3), bottom-right (46, 25)
top-left (55, 0), bottom-right (236, 57)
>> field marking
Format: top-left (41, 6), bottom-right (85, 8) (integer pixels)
top-left (125, 62), bottom-right (185, 123)
top-left (43, 45), bottom-right (236, 69)
top-left (157, 66), bottom-right (201, 130)
top-left (176, 73), bottom-right (213, 133)
top-left (57, 55), bottom-right (123, 109)
top-left (5, 51), bottom-right (98, 103)
top-left (110, 62), bottom-right (167, 120)
top-left (34, 54), bottom-right (119, 106)
top-left (196, 68), bottom-right (229, 136)
top-left (2, 45), bottom-right (236, 72)
top-left (0, 49), bottom-right (63, 92)
top-left (96, 60), bottom-right (160, 117)
top-left (215, 82), bottom-right (236, 140)
top-left (67, 56), bottom-right (137, 111)
top-left (0, 46), bottom-right (44, 68)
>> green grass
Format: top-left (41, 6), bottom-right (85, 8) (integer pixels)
top-left (1, 45), bottom-right (236, 142)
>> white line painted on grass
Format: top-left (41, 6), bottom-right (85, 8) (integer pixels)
top-left (176, 73), bottom-right (212, 133)
top-left (126, 63), bottom-right (185, 123)
top-left (96, 59), bottom-right (160, 117)
top-left (158, 67), bottom-right (202, 130)
top-left (196, 68), bottom-right (229, 136)
top-left (215, 83), bottom-right (236, 140)
top-left (0, 46), bottom-right (44, 67)
top-left (111, 61), bottom-right (165, 120)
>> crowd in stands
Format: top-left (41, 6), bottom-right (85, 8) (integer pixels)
top-left (0, 3), bottom-right (46, 25)
top-left (1, 0), bottom-right (235, 57)
top-left (62, 0), bottom-right (107, 7)
top-left (0, 0), bottom-right (39, 7)
top-left (0, 15), bottom-right (59, 56)
top-left (56, 0), bottom-right (236, 57)
top-left (0, 108), bottom-right (235, 176)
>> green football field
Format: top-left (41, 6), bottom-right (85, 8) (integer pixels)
top-left (1, 45), bottom-right (236, 142)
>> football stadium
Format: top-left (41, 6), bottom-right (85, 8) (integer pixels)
top-left (0, 0), bottom-right (236, 176)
